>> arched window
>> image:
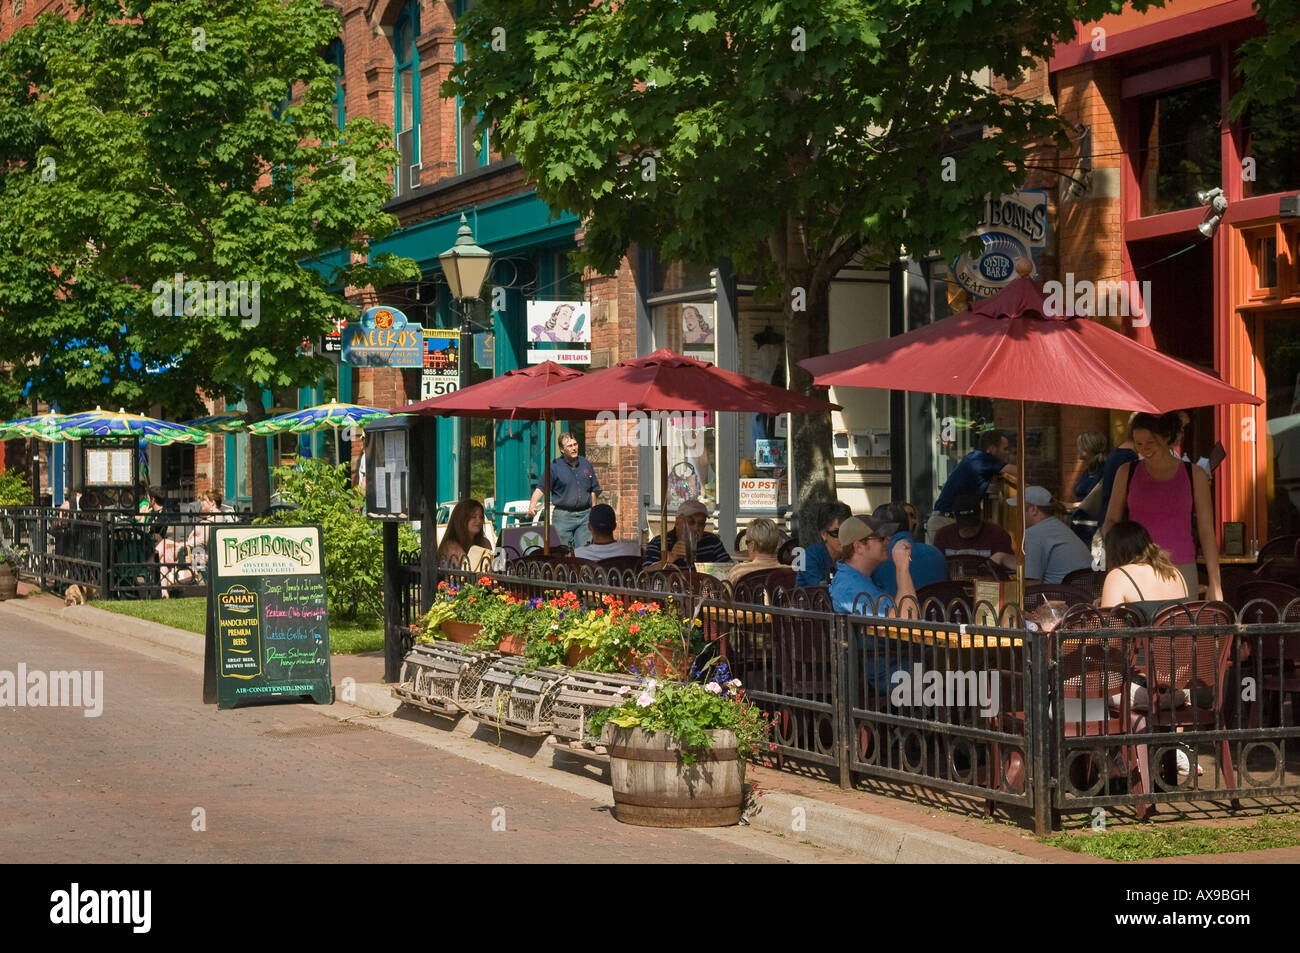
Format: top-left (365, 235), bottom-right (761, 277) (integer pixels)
top-left (393, 1), bottom-right (421, 195)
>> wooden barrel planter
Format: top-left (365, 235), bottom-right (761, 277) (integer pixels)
top-left (605, 726), bottom-right (745, 828)
top-left (0, 563), bottom-right (16, 601)
top-left (441, 620), bottom-right (482, 644)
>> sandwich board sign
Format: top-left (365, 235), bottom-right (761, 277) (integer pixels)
top-left (203, 525), bottom-right (334, 708)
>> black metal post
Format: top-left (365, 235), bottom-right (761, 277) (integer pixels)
top-left (381, 521), bottom-right (400, 683)
top-left (1030, 629), bottom-right (1052, 835)
top-left (458, 298), bottom-right (472, 498)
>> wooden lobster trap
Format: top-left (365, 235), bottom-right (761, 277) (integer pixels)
top-left (392, 643), bottom-right (499, 716)
top-left (468, 656), bottom-right (571, 737)
top-left (549, 670), bottom-right (643, 762)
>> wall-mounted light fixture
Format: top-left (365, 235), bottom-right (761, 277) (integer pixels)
top-left (1196, 187), bottom-right (1229, 238)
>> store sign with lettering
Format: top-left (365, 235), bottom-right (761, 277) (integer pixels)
top-left (739, 478), bottom-right (778, 509)
top-left (203, 525), bottom-right (333, 709)
top-left (952, 191), bottom-right (1049, 299)
top-left (342, 306), bottom-right (424, 367)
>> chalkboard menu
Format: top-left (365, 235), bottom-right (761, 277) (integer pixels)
top-left (203, 525), bottom-right (334, 708)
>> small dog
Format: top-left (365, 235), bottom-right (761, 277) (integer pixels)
top-left (64, 584), bottom-right (97, 605)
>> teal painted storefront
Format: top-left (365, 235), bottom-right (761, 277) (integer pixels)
top-left (370, 192), bottom-right (581, 518)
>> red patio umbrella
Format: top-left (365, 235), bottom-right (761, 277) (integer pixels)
top-left (505, 348), bottom-right (839, 556)
top-left (799, 277), bottom-right (1261, 598)
top-left (396, 361), bottom-right (586, 553)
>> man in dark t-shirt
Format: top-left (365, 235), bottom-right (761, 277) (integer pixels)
top-left (528, 431), bottom-right (601, 550)
top-left (933, 493), bottom-right (1016, 571)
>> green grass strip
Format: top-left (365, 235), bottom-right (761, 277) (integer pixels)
top-left (1045, 815), bottom-right (1300, 861)
top-left (89, 598), bottom-right (383, 654)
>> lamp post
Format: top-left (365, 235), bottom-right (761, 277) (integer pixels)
top-left (438, 213), bottom-right (491, 499)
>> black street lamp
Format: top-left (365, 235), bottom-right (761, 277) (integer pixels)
top-left (438, 213), bottom-right (491, 499)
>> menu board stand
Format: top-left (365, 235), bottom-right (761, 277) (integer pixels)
top-left (203, 524), bottom-right (334, 708)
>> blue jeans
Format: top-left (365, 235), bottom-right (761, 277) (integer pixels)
top-left (552, 508), bottom-right (592, 551)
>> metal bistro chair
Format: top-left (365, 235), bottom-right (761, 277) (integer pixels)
top-left (1062, 568), bottom-right (1107, 601)
top-left (1232, 580), bottom-right (1300, 729)
top-left (1023, 582), bottom-right (1094, 614)
top-left (1140, 602), bottom-right (1240, 806)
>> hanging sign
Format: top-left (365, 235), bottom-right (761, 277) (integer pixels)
top-left (421, 331), bottom-right (460, 398)
top-left (342, 306), bottom-right (425, 367)
top-left (203, 525), bottom-right (334, 709)
top-left (952, 191), bottom-right (1049, 299)
top-left (526, 300), bottom-right (590, 365)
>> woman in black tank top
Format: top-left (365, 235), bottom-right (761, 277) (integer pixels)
top-left (1100, 521), bottom-right (1188, 625)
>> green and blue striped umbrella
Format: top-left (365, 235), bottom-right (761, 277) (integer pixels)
top-left (247, 401), bottom-right (389, 436)
top-left (182, 414), bottom-right (248, 433)
top-left (0, 413), bottom-right (77, 442)
top-left (57, 408), bottom-right (208, 445)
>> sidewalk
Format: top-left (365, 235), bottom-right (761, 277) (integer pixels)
top-left (8, 588), bottom-right (1297, 864)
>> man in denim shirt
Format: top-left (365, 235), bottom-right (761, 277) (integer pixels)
top-left (830, 516), bottom-right (918, 695)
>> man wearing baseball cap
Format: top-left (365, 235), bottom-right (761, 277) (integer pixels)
top-left (829, 515), bottom-right (920, 694)
top-left (933, 492), bottom-right (1016, 570)
top-left (1021, 486), bottom-right (1091, 583)
top-left (643, 499), bottom-right (731, 568)
top-left (573, 504), bottom-right (641, 561)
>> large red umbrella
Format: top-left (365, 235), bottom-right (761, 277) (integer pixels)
top-left (396, 361), bottom-right (586, 553)
top-left (505, 348), bottom-right (839, 555)
top-left (799, 278), bottom-right (1260, 597)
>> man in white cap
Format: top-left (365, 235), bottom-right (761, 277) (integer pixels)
top-left (643, 499), bottom-right (731, 568)
top-left (1022, 486), bottom-right (1092, 583)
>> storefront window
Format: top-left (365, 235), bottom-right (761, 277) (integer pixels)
top-left (1243, 91), bottom-right (1300, 199)
top-left (1138, 81), bottom-right (1222, 217)
top-left (1262, 314), bottom-right (1300, 537)
top-left (737, 300), bottom-right (789, 509)
top-left (652, 299), bottom-right (718, 508)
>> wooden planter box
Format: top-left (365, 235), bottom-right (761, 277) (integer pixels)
top-left (604, 726), bottom-right (745, 828)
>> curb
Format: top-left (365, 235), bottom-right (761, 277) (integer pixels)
top-left (5, 597), bottom-right (1037, 864)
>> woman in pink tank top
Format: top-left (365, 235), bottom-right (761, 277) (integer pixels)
top-left (1102, 411), bottom-right (1220, 601)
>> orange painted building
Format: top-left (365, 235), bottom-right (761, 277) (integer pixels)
top-left (1045, 0), bottom-right (1300, 545)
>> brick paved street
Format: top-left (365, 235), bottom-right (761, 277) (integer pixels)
top-left (0, 611), bottom-right (832, 863)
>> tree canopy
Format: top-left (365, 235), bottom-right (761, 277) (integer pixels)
top-left (0, 0), bottom-right (417, 507)
top-left (446, 0), bottom-right (1162, 510)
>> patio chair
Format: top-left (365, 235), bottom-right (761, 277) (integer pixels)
top-left (946, 554), bottom-right (1008, 580)
top-left (914, 579), bottom-right (973, 623)
top-left (777, 538), bottom-right (801, 566)
top-left (1139, 601), bottom-right (1240, 806)
top-left (1023, 582), bottom-right (1094, 613)
top-left (595, 554), bottom-right (643, 574)
top-left (498, 500), bottom-right (533, 528)
top-left (730, 566), bottom-right (796, 605)
top-left (1220, 564), bottom-right (1263, 608)
top-left (1230, 581), bottom-right (1300, 729)
top-left (1062, 568), bottom-right (1107, 601)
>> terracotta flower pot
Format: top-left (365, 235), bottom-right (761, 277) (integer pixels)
top-left (441, 620), bottom-right (482, 644)
top-left (497, 633), bottom-right (527, 656)
top-left (567, 644), bottom-right (597, 668)
top-left (623, 646), bottom-right (679, 679)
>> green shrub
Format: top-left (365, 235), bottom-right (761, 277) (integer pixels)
top-left (0, 471), bottom-right (33, 506)
top-left (255, 458), bottom-right (419, 623)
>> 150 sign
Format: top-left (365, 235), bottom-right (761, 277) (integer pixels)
top-left (421, 375), bottom-right (459, 400)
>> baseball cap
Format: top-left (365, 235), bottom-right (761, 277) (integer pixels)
top-left (1023, 486), bottom-right (1053, 507)
top-left (838, 515), bottom-right (899, 549)
top-left (589, 503), bottom-right (616, 532)
top-left (954, 493), bottom-right (983, 527)
top-left (676, 499), bottom-right (708, 519)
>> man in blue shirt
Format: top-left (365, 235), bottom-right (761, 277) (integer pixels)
top-left (528, 432), bottom-right (601, 551)
top-left (871, 502), bottom-right (947, 596)
top-left (795, 500), bottom-right (851, 587)
top-left (927, 430), bottom-right (1018, 543)
top-left (830, 515), bottom-right (919, 695)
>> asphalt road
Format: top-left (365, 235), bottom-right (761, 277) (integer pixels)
top-left (0, 605), bottom-right (843, 864)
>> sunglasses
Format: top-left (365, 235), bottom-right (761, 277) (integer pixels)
top-left (824, 527), bottom-right (839, 538)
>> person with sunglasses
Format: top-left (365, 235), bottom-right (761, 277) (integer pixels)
top-left (796, 500), bottom-right (851, 587)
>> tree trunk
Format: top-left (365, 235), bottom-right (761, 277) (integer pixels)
top-left (785, 271), bottom-right (837, 536)
top-left (244, 396), bottom-right (271, 515)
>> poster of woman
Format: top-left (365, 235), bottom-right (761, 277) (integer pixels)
top-left (527, 300), bottom-right (590, 344)
top-left (681, 303), bottom-right (714, 346)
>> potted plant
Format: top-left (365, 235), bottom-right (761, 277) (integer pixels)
top-left (521, 590), bottom-right (581, 668)
top-left (562, 595), bottom-right (694, 676)
top-left (589, 670), bottom-right (773, 828)
top-left (465, 586), bottom-right (538, 655)
top-left (418, 577), bottom-right (496, 644)
top-left (0, 544), bottom-right (20, 601)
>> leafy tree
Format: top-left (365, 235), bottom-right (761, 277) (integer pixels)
top-left (1231, 0), bottom-right (1300, 118)
top-left (445, 0), bottom-right (1160, 514)
top-left (0, 0), bottom-right (418, 511)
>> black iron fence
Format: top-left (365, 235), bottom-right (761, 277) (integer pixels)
top-left (411, 561), bottom-right (1300, 833)
top-left (0, 505), bottom-right (254, 599)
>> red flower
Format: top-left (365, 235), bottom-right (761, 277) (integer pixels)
top-left (629, 623), bottom-right (641, 634)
